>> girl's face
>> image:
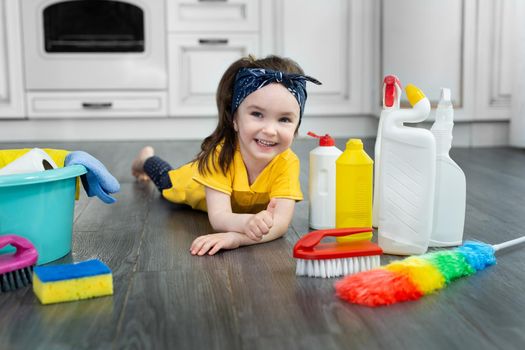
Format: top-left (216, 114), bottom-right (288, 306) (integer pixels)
top-left (234, 83), bottom-right (300, 167)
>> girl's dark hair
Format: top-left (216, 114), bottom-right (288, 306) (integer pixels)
top-left (194, 55), bottom-right (305, 176)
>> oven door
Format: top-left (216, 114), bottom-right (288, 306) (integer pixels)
top-left (22, 0), bottom-right (166, 90)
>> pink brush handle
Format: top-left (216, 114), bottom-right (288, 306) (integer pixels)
top-left (296, 227), bottom-right (373, 250)
top-left (0, 235), bottom-right (38, 274)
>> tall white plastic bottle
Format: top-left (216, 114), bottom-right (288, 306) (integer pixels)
top-left (308, 132), bottom-right (342, 229)
top-left (429, 88), bottom-right (466, 247)
top-left (378, 84), bottom-right (435, 255)
top-left (372, 75), bottom-right (401, 228)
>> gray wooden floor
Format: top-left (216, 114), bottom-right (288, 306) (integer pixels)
top-left (1, 138), bottom-right (525, 350)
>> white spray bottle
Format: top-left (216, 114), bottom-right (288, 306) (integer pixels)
top-left (372, 75), bottom-right (401, 228)
top-left (429, 88), bottom-right (466, 247)
top-left (378, 84), bottom-right (435, 255)
top-left (308, 131), bottom-right (342, 229)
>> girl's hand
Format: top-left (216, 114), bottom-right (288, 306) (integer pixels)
top-left (190, 232), bottom-right (241, 256)
top-left (245, 199), bottom-right (277, 240)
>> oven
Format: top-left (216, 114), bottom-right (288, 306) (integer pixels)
top-left (21, 0), bottom-right (166, 91)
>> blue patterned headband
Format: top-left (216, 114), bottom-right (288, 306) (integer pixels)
top-left (231, 68), bottom-right (322, 118)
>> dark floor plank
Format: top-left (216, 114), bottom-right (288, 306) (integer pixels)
top-left (242, 334), bottom-right (360, 350)
top-left (135, 192), bottom-right (228, 272)
top-left (443, 263), bottom-right (525, 348)
top-left (115, 269), bottom-right (241, 350)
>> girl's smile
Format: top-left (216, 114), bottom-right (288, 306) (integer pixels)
top-left (255, 138), bottom-right (279, 152)
top-left (255, 139), bottom-right (277, 148)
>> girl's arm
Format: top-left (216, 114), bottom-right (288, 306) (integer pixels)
top-left (191, 195), bottom-right (296, 255)
top-left (235, 197), bottom-right (295, 245)
top-left (205, 186), bottom-right (254, 234)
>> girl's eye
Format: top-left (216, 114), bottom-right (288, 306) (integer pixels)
top-left (279, 117), bottom-right (292, 123)
top-left (251, 111), bottom-right (263, 118)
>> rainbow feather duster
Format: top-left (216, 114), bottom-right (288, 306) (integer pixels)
top-left (335, 238), bottom-right (524, 307)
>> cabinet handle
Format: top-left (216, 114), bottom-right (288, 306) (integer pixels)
top-left (198, 0), bottom-right (227, 2)
top-left (82, 102), bottom-right (113, 109)
top-left (198, 39), bottom-right (229, 45)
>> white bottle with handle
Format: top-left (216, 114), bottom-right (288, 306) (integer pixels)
top-left (372, 75), bottom-right (402, 228)
top-left (429, 88), bottom-right (466, 247)
top-left (308, 132), bottom-right (342, 229)
top-left (378, 84), bottom-right (435, 255)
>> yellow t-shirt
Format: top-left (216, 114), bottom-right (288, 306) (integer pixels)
top-left (162, 148), bottom-right (303, 213)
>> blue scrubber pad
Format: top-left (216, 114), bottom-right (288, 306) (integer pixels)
top-left (34, 259), bottom-right (111, 282)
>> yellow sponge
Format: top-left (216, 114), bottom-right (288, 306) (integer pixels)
top-left (33, 259), bottom-right (113, 304)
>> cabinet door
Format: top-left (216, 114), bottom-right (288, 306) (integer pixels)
top-left (168, 34), bottom-right (258, 116)
top-left (383, 0), bottom-right (463, 105)
top-left (0, 0), bottom-right (25, 118)
top-left (266, 0), bottom-right (375, 115)
top-left (382, 0), bottom-right (474, 120)
top-left (475, 0), bottom-right (513, 121)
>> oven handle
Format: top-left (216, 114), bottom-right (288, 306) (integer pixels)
top-left (198, 39), bottom-right (229, 45)
top-left (82, 102), bottom-right (113, 110)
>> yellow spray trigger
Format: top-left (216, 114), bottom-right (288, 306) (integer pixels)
top-left (405, 84), bottom-right (426, 107)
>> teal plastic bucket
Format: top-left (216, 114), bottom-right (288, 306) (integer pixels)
top-left (0, 165), bottom-right (86, 265)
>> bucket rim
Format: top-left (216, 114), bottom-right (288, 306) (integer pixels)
top-left (0, 165), bottom-right (87, 187)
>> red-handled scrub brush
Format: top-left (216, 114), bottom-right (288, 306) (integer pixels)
top-left (0, 234), bottom-right (38, 292)
top-left (294, 227), bottom-right (383, 278)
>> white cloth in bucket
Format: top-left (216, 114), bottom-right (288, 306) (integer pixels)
top-left (0, 148), bottom-right (57, 176)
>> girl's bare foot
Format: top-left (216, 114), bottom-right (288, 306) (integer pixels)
top-left (132, 146), bottom-right (155, 182)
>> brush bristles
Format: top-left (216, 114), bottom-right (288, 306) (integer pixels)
top-left (296, 256), bottom-right (381, 278)
top-left (0, 266), bottom-right (34, 293)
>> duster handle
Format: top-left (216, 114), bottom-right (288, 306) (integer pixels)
top-left (493, 236), bottom-right (525, 251)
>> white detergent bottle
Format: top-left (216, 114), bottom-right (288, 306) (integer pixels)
top-left (308, 131), bottom-right (342, 229)
top-left (373, 75), bottom-right (402, 228)
top-left (378, 84), bottom-right (435, 255)
top-left (429, 88), bottom-right (466, 247)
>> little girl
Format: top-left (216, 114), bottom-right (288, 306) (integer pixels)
top-left (132, 55), bottom-right (321, 255)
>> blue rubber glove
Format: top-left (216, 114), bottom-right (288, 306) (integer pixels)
top-left (65, 151), bottom-right (120, 204)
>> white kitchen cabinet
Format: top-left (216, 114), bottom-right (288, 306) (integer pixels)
top-left (382, 0), bottom-right (465, 106)
top-left (380, 0), bottom-right (512, 146)
top-left (260, 0), bottom-right (377, 116)
top-left (381, 0), bottom-right (512, 122)
top-left (167, 0), bottom-right (376, 118)
top-left (166, 0), bottom-right (261, 117)
top-left (381, 0), bottom-right (478, 124)
top-left (168, 34), bottom-right (258, 116)
top-left (0, 0), bottom-right (25, 118)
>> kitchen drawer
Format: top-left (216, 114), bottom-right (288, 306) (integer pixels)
top-left (167, 0), bottom-right (259, 32)
top-left (168, 33), bottom-right (259, 116)
top-left (26, 92), bottom-right (168, 118)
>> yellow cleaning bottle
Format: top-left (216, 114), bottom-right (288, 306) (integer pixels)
top-left (335, 139), bottom-right (373, 243)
